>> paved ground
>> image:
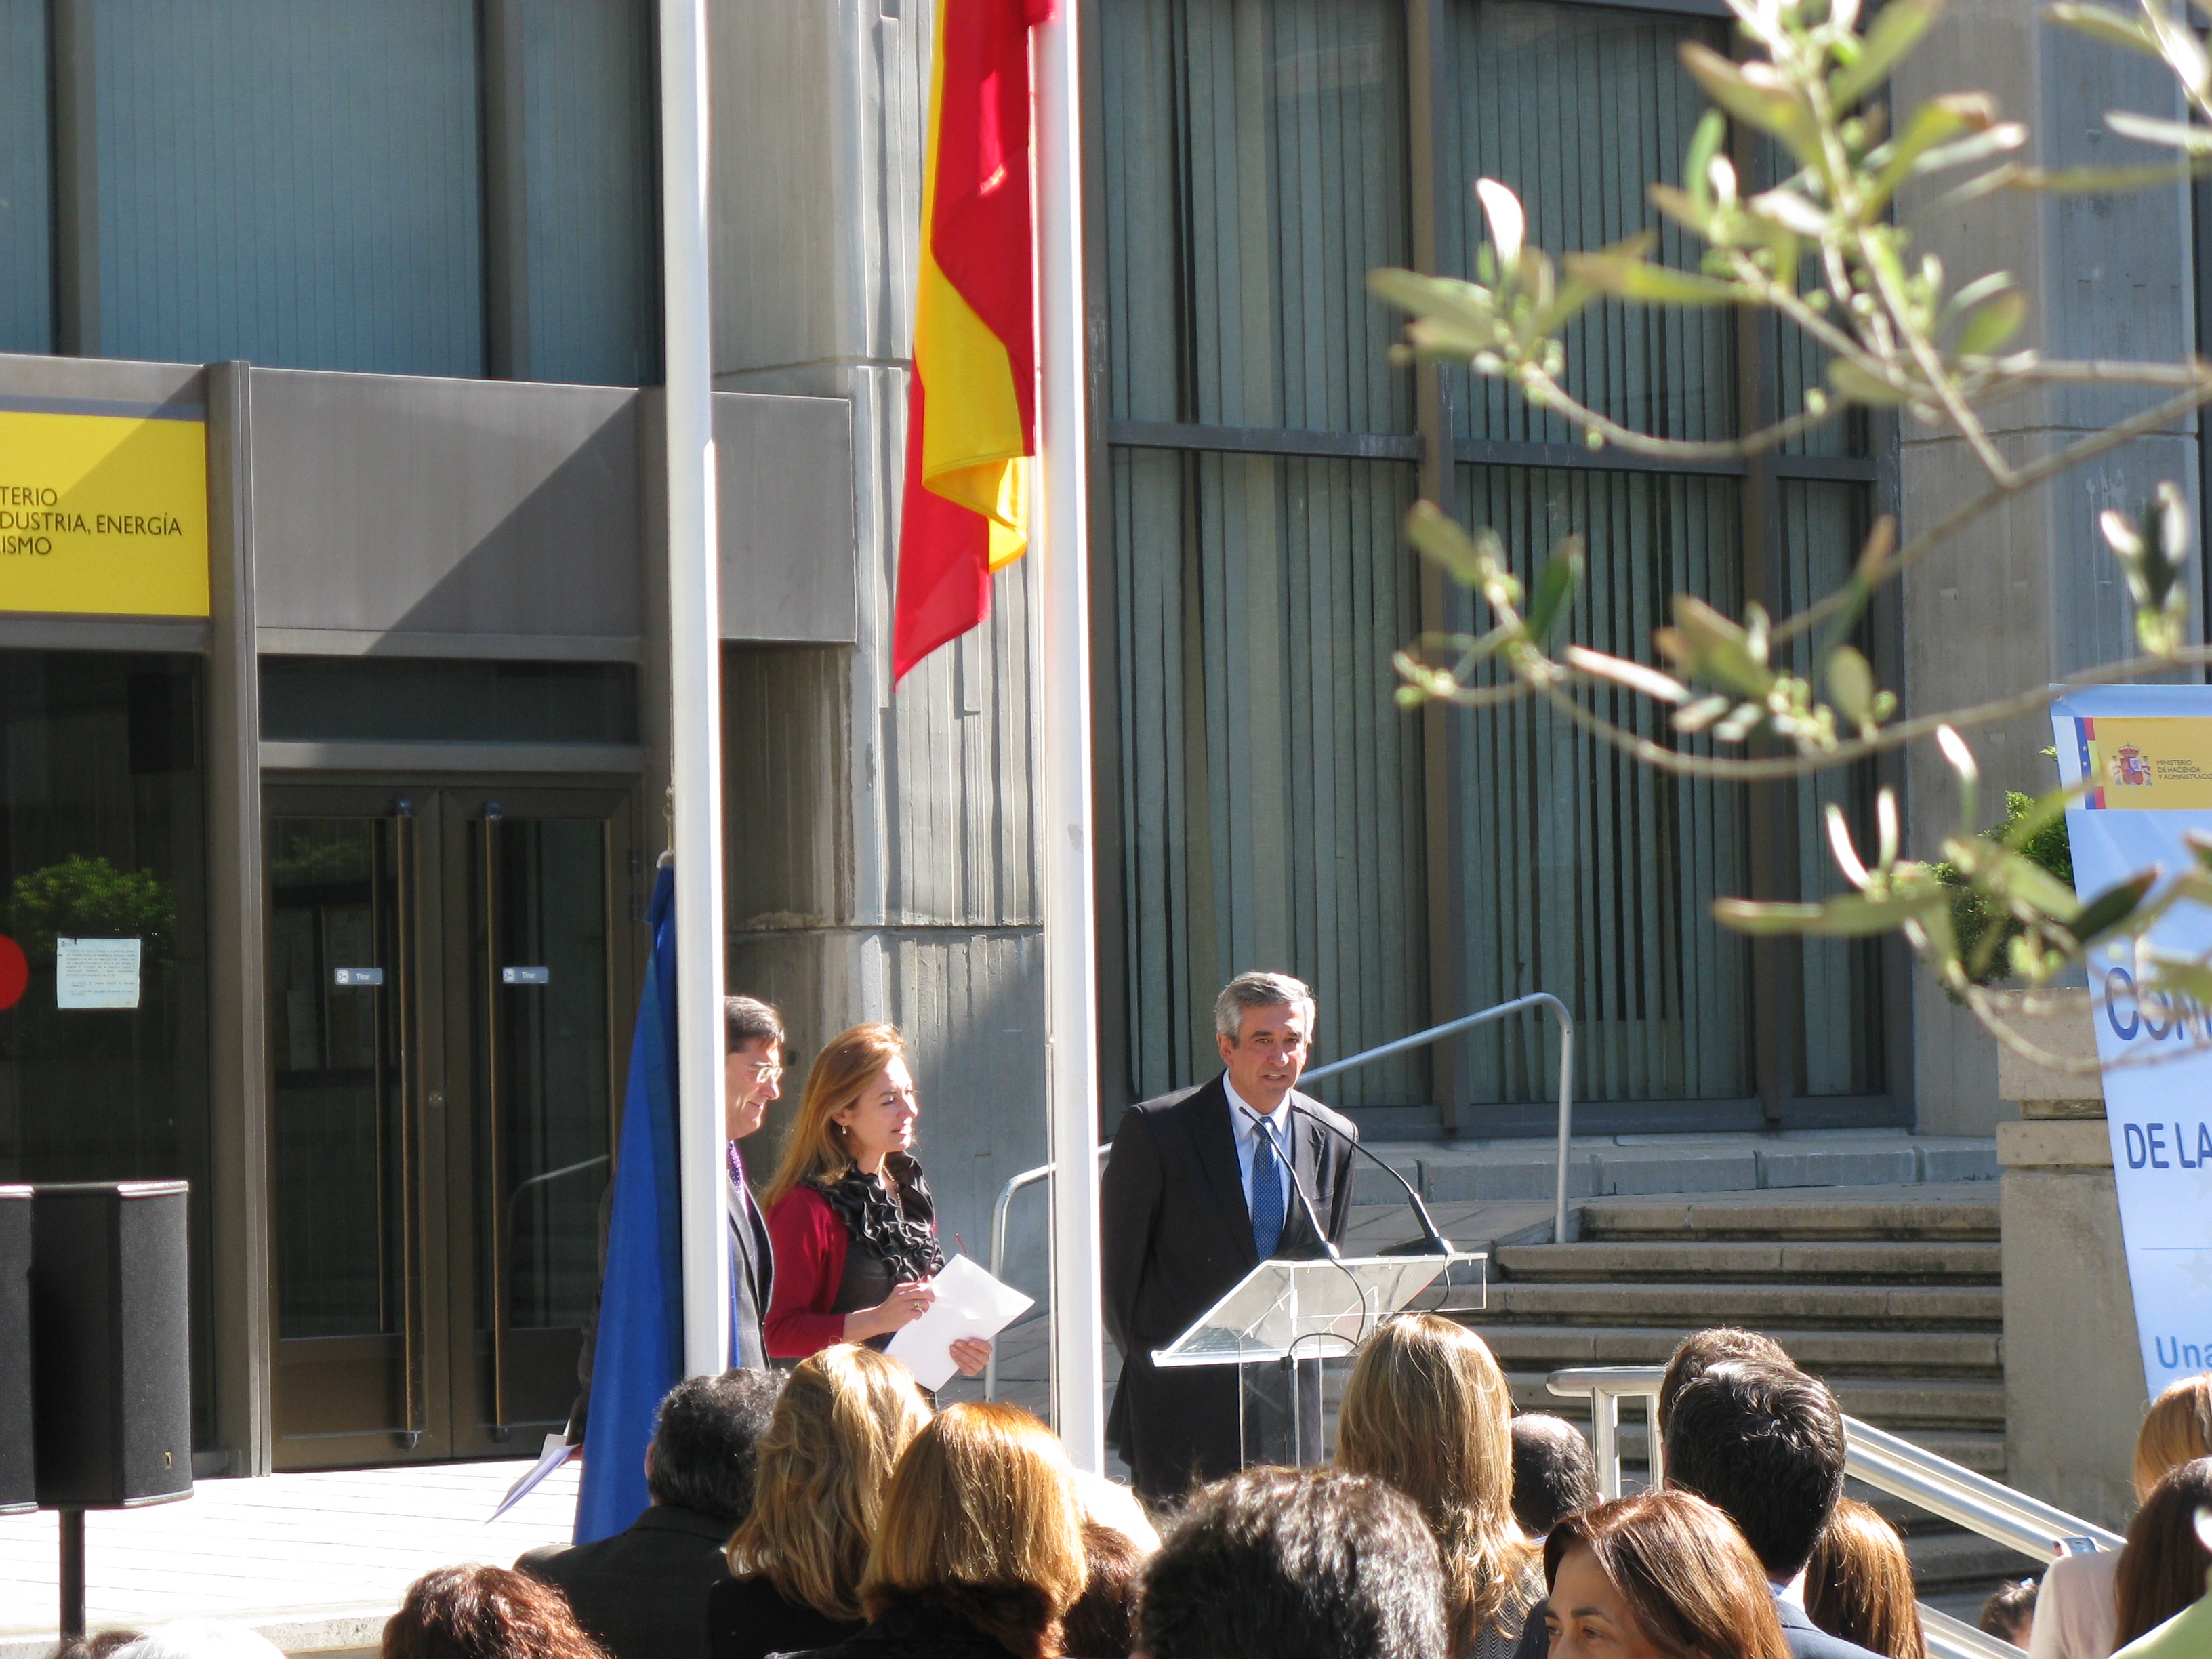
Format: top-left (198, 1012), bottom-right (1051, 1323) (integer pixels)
top-left (0, 1459), bottom-right (581, 1658)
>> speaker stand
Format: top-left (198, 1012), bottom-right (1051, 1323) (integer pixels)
top-left (59, 1507), bottom-right (85, 1638)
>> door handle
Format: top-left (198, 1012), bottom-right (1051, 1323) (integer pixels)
top-left (393, 802), bottom-right (427, 1450)
top-left (483, 809), bottom-right (512, 1442)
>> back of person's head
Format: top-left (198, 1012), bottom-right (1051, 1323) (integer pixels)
top-left (1543, 1492), bottom-right (1791, 1659)
top-left (382, 1567), bottom-right (607, 1659)
top-left (1075, 1469), bottom-right (1162, 1553)
top-left (1063, 1521), bottom-right (1149, 1659)
top-left (1662, 1358), bottom-right (1845, 1580)
top-left (1978, 1580), bottom-right (2038, 1648)
top-left (1803, 1498), bottom-right (1926, 1659)
top-left (1512, 1414), bottom-right (1599, 1538)
top-left (862, 1401), bottom-right (1088, 1659)
top-left (647, 1368), bottom-right (783, 1526)
top-left (728, 1344), bottom-right (932, 1623)
top-left (112, 1624), bottom-right (281, 1659)
top-left (1656, 1328), bottom-right (1792, 1437)
top-left (56, 1631), bottom-right (145, 1659)
top-left (2135, 1375), bottom-right (2212, 1502)
top-left (2114, 1457), bottom-right (2212, 1647)
top-left (1136, 1467), bottom-right (1448, 1659)
top-left (1337, 1315), bottom-right (1535, 1653)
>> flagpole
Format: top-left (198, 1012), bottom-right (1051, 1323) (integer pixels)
top-left (659, 0), bottom-right (731, 1380)
top-left (1034, 0), bottom-right (1105, 1474)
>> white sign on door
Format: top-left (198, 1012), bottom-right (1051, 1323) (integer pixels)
top-left (56, 937), bottom-right (142, 1010)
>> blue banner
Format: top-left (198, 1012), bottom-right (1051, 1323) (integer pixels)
top-left (2052, 686), bottom-right (2212, 1395)
top-left (573, 861), bottom-right (684, 1543)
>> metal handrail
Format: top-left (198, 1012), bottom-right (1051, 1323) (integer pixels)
top-left (981, 994), bottom-right (1578, 1400)
top-left (1304, 993), bottom-right (1576, 1244)
top-left (1545, 1364), bottom-right (2116, 1659)
top-left (984, 1146), bottom-right (1109, 1401)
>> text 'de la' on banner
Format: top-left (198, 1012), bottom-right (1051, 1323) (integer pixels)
top-left (0, 394), bottom-right (210, 617)
top-left (2052, 684), bottom-right (2212, 1395)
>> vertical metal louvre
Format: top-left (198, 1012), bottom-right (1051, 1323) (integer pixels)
top-left (94, 0), bottom-right (484, 375)
top-left (1099, 0), bottom-right (1430, 1111)
top-left (519, 0), bottom-right (658, 387)
top-left (0, 0), bottom-right (49, 354)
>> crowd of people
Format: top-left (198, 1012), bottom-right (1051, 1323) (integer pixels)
top-left (47, 972), bottom-right (2212, 1659)
top-left (59, 1330), bottom-right (2212, 1659)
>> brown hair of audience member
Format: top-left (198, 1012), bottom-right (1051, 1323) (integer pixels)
top-left (383, 1566), bottom-right (608, 1659)
top-left (763, 1023), bottom-right (907, 1208)
top-left (52, 1631), bottom-right (143, 1659)
top-left (1656, 1328), bottom-right (1792, 1437)
top-left (1544, 1492), bottom-right (1792, 1659)
top-left (2134, 1374), bottom-right (2212, 1500)
top-left (727, 1344), bottom-right (933, 1622)
top-left (2113, 1456), bottom-right (2212, 1647)
top-left (1061, 1521), bottom-right (1147, 1659)
top-left (1337, 1314), bottom-right (1538, 1654)
top-left (1978, 1580), bottom-right (2037, 1647)
top-left (1803, 1498), bottom-right (1927, 1659)
top-left (861, 1401), bottom-right (1088, 1659)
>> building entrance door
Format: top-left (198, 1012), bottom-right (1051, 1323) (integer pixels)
top-left (262, 781), bottom-right (637, 1469)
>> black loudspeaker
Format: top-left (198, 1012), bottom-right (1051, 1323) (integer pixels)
top-left (30, 1182), bottom-right (193, 1509)
top-left (0, 1185), bottom-right (30, 1513)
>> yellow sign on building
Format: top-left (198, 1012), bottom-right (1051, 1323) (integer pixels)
top-left (0, 396), bottom-right (210, 617)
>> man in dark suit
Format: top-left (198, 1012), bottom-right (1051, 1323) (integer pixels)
top-left (1662, 1357), bottom-right (1888, 1659)
top-left (519, 1368), bottom-right (782, 1659)
top-left (1101, 970), bottom-right (1359, 1500)
top-left (567, 996), bottom-right (783, 1439)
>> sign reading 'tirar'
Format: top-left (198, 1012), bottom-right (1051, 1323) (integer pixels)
top-left (0, 394), bottom-right (210, 617)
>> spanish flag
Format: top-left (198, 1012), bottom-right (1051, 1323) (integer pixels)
top-left (892, 0), bottom-right (1052, 683)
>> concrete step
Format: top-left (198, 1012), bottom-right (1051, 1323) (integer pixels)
top-left (1900, 1526), bottom-right (2039, 1594)
top-left (1504, 1371), bottom-right (2003, 1431)
top-left (1576, 1191), bottom-right (2000, 1242)
top-left (1473, 1280), bottom-right (2003, 1330)
top-left (1492, 1239), bottom-right (2001, 1284)
top-left (1470, 1324), bottom-right (2003, 1378)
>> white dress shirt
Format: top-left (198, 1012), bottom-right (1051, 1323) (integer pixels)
top-left (1224, 1076), bottom-right (1292, 1216)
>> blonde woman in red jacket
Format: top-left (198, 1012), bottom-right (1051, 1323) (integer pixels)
top-left (760, 1022), bottom-right (990, 1376)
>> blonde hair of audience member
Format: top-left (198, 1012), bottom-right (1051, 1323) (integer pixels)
top-left (726, 1344), bottom-right (932, 1623)
top-left (1338, 1313), bottom-right (1540, 1656)
top-left (1544, 1492), bottom-right (1791, 1659)
top-left (1804, 1498), bottom-right (1928, 1659)
top-left (2134, 1376), bottom-right (2212, 1501)
top-left (2114, 1458), bottom-right (2212, 1649)
top-left (762, 1023), bottom-right (907, 1209)
top-left (861, 1401), bottom-right (1089, 1659)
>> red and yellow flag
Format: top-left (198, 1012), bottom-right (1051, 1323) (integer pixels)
top-left (892, 0), bottom-right (1052, 683)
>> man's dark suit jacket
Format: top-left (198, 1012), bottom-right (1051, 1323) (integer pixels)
top-left (1776, 1597), bottom-right (1888, 1659)
top-left (516, 1504), bottom-right (733, 1659)
top-left (1099, 1074), bottom-right (1358, 1499)
top-left (568, 1168), bottom-right (774, 1439)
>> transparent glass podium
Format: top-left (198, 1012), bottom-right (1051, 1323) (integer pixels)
top-left (1151, 1253), bottom-right (1487, 1467)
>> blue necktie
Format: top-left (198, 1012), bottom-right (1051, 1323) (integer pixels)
top-left (1249, 1115), bottom-right (1285, 1259)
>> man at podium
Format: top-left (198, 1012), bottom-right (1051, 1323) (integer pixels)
top-left (1101, 971), bottom-right (1359, 1499)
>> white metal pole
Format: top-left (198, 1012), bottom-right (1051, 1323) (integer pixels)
top-left (1035, 0), bottom-right (1105, 1473)
top-left (659, 0), bottom-right (730, 1380)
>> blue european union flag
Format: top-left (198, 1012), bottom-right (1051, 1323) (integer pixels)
top-left (573, 861), bottom-right (684, 1544)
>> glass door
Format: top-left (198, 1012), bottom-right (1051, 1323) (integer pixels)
top-left (265, 783), bottom-right (635, 1468)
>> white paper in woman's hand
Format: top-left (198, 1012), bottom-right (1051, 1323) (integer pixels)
top-left (886, 1254), bottom-right (1035, 1389)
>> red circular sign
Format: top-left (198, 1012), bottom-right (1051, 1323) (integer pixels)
top-left (0, 937), bottom-right (26, 1011)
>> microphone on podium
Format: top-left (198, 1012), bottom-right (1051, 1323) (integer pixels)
top-left (1290, 1103), bottom-right (1456, 1257)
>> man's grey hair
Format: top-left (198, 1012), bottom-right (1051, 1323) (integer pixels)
top-left (1214, 971), bottom-right (1316, 1042)
top-left (724, 994), bottom-right (783, 1054)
